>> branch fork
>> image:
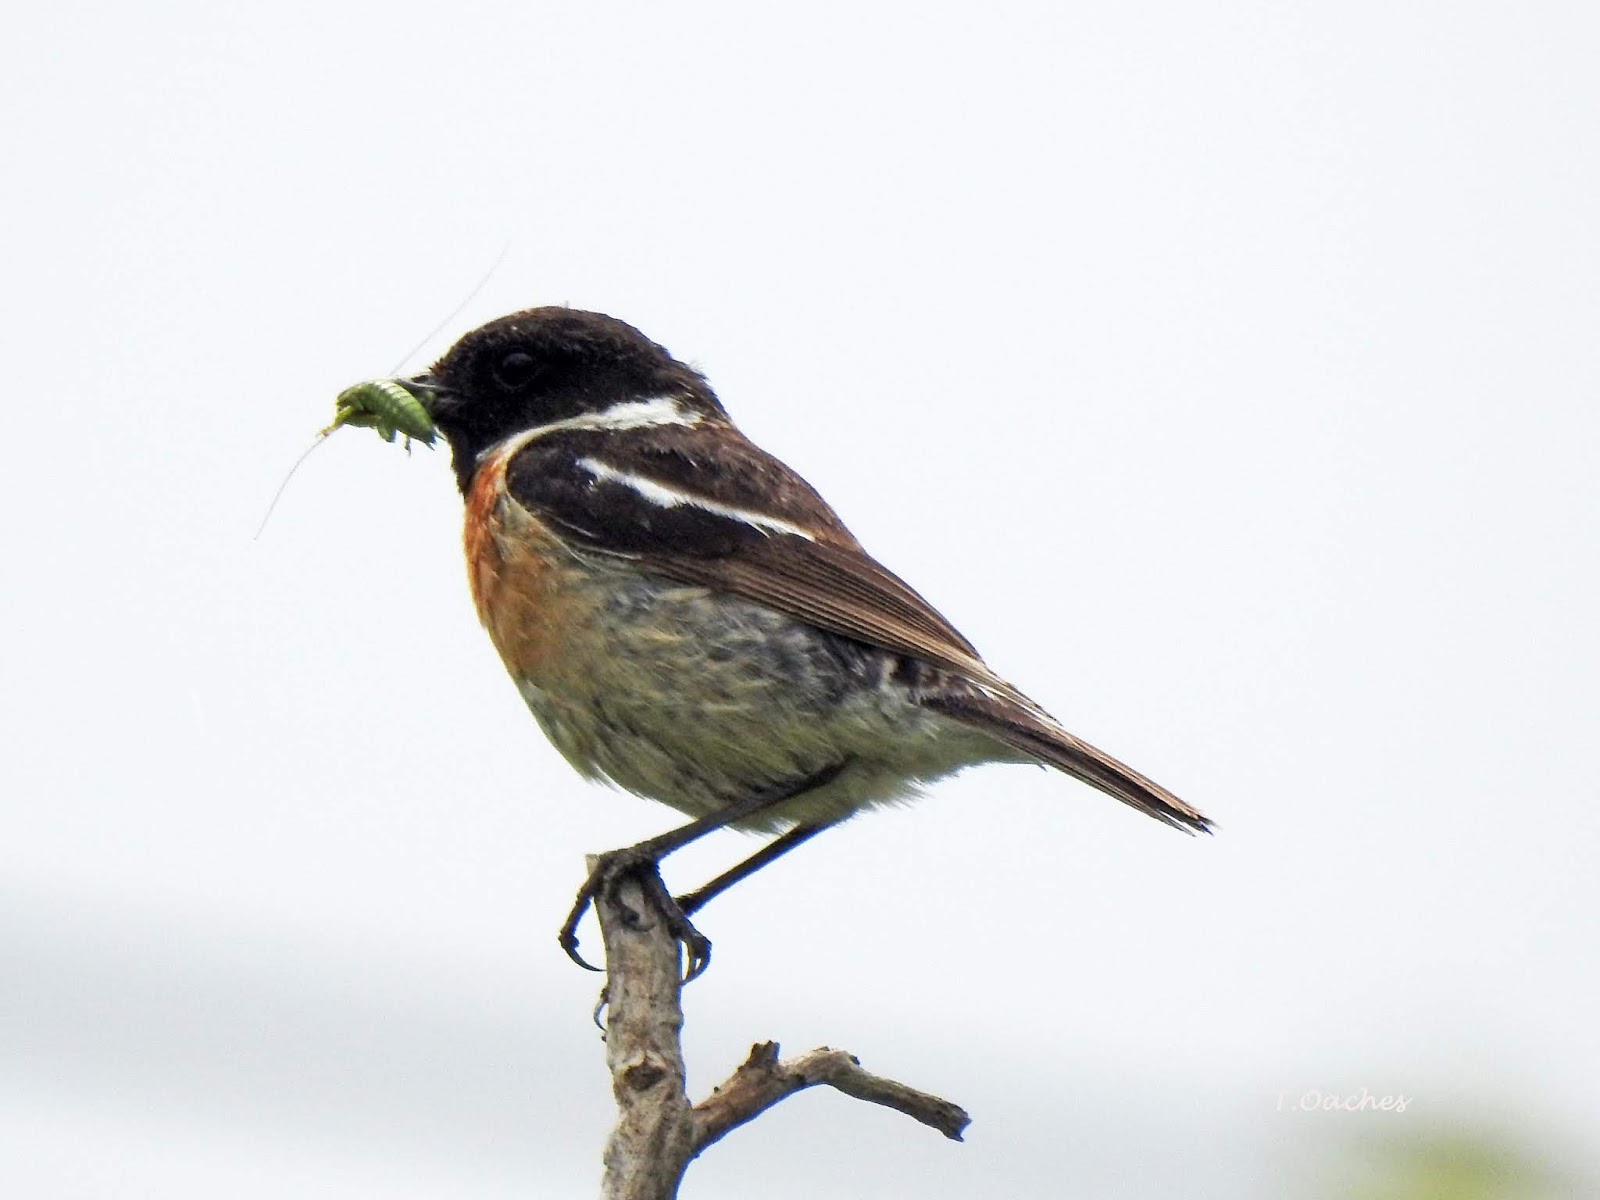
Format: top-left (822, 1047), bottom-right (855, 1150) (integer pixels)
top-left (591, 863), bottom-right (969, 1200)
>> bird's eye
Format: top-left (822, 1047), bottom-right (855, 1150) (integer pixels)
top-left (492, 350), bottom-right (537, 389)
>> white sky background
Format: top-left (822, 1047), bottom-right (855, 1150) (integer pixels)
top-left (3, 3), bottom-right (1597, 1196)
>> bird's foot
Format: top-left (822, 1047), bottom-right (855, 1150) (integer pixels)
top-left (558, 848), bottom-right (714, 982)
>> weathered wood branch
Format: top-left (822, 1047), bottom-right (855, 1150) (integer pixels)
top-left (692, 1040), bottom-right (970, 1151)
top-left (595, 868), bottom-right (696, 1200)
top-left (592, 861), bottom-right (970, 1200)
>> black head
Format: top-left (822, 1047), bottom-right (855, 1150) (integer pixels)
top-left (413, 307), bottom-right (726, 492)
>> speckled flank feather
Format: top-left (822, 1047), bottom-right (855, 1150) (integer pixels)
top-left (467, 477), bottom-right (1206, 835)
top-left (468, 485), bottom-right (1011, 831)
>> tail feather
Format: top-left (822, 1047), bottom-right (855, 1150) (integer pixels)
top-left (928, 688), bottom-right (1212, 834)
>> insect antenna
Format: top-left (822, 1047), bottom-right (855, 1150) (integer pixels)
top-left (252, 433), bottom-right (330, 540)
top-left (386, 239), bottom-right (511, 375)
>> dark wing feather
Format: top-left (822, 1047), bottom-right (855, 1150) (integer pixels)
top-left (646, 539), bottom-right (1211, 833)
top-left (921, 689), bottom-right (1211, 832)
top-left (506, 426), bottom-right (986, 670)
top-left (661, 536), bottom-right (987, 674)
top-left (504, 424), bottom-right (1211, 833)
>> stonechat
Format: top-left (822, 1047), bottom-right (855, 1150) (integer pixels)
top-left (394, 307), bottom-right (1210, 977)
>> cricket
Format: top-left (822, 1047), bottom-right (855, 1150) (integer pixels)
top-left (324, 379), bottom-right (437, 448)
top-left (252, 244), bottom-right (508, 540)
top-left (251, 379), bottom-right (435, 540)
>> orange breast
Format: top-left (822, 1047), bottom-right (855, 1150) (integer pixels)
top-left (464, 447), bottom-right (582, 680)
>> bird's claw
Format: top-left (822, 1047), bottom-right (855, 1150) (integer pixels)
top-left (557, 925), bottom-right (605, 973)
top-left (557, 849), bottom-right (715, 982)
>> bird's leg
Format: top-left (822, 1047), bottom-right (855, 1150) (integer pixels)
top-left (675, 820), bottom-right (837, 916)
top-left (559, 761), bottom-right (846, 980)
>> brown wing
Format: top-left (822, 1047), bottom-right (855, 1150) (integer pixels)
top-left (655, 534), bottom-right (992, 678)
top-left (645, 538), bottom-right (1210, 833)
top-left (504, 424), bottom-right (992, 670)
top-left (502, 424), bottom-right (1211, 833)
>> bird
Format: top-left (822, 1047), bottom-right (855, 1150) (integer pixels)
top-left (395, 307), bottom-right (1210, 978)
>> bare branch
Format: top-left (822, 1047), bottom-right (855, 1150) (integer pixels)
top-left (591, 864), bottom-right (972, 1198)
top-left (594, 866), bottom-right (696, 1200)
top-left (692, 1041), bottom-right (971, 1153)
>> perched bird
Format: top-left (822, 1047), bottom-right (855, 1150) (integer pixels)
top-left (396, 307), bottom-right (1209, 977)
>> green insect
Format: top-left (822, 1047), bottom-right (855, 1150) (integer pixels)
top-left (253, 378), bottom-right (437, 539)
top-left (325, 378), bottom-right (437, 449)
top-left (255, 243), bottom-right (508, 539)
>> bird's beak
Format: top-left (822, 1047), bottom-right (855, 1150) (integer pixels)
top-left (397, 372), bottom-right (449, 418)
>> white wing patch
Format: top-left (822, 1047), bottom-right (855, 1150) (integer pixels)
top-left (576, 457), bottom-right (818, 540)
top-left (477, 395), bottom-right (701, 465)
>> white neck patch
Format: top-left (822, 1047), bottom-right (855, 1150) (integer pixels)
top-left (477, 395), bottom-right (702, 465)
top-left (576, 456), bottom-right (817, 541)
